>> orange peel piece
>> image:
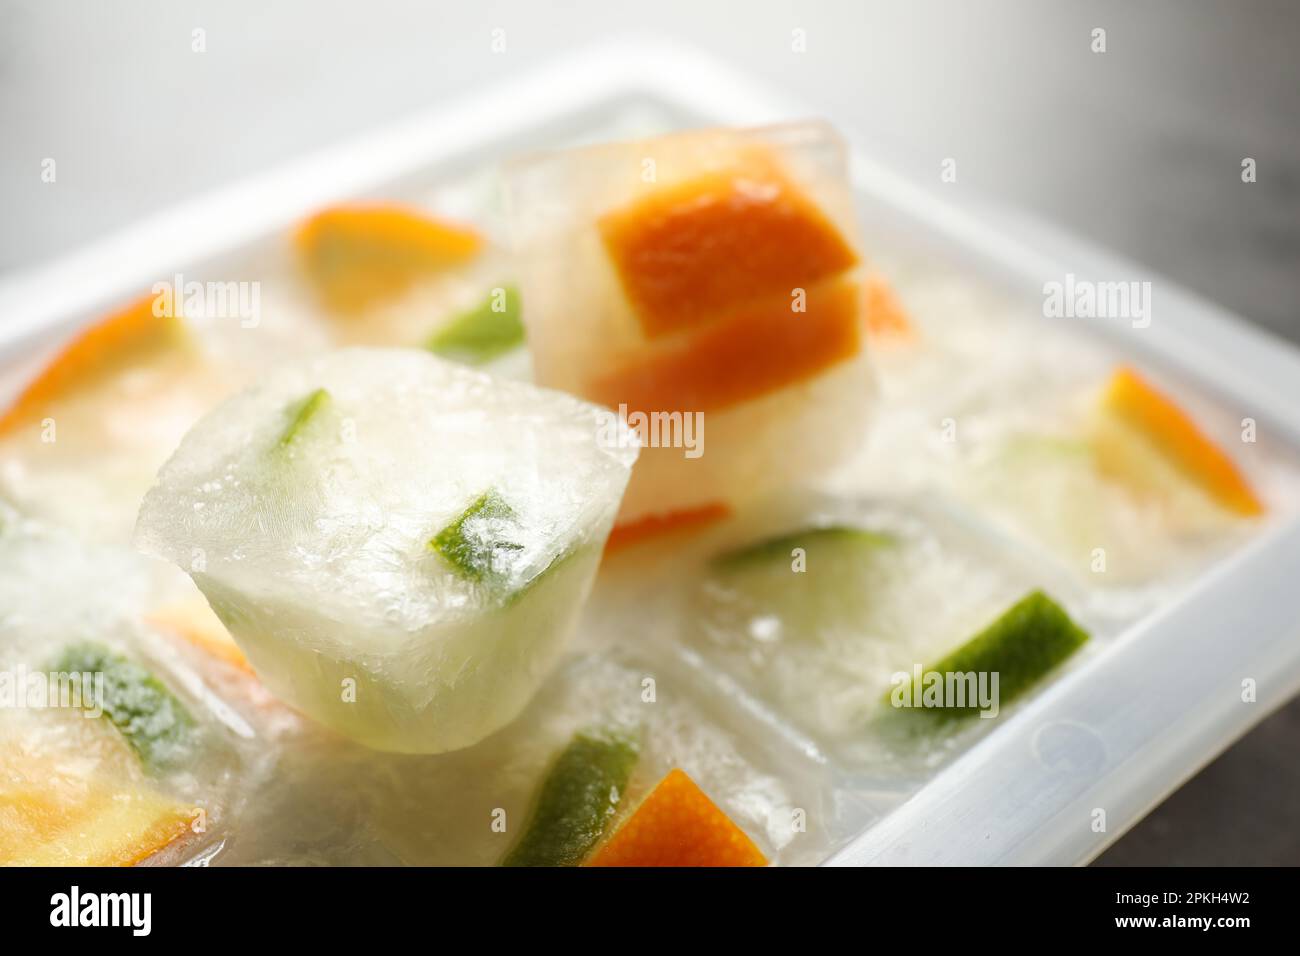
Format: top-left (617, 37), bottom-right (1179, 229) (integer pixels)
top-left (1099, 366), bottom-right (1264, 517)
top-left (599, 156), bottom-right (859, 339)
top-left (588, 277), bottom-right (863, 415)
top-left (586, 769), bottom-right (767, 867)
top-left (863, 272), bottom-right (913, 341)
top-left (295, 204), bottom-right (482, 313)
top-left (0, 295), bottom-right (187, 437)
top-left (604, 502), bottom-right (732, 555)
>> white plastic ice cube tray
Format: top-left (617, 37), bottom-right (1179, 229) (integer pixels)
top-left (2, 40), bottom-right (1298, 866)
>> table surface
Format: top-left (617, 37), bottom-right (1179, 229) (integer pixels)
top-left (2, 0), bottom-right (1296, 864)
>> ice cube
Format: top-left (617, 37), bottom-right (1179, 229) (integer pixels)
top-left (134, 347), bottom-right (638, 754)
top-left (687, 498), bottom-right (1043, 772)
top-left (915, 361), bottom-right (1252, 587)
top-left (0, 291), bottom-right (329, 545)
top-left (504, 122), bottom-right (876, 525)
top-left (0, 516), bottom-right (251, 865)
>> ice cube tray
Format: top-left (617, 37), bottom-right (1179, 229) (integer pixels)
top-left (2, 39), bottom-right (1297, 866)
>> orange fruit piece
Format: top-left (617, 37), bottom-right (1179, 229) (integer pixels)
top-left (1100, 366), bottom-right (1264, 516)
top-left (599, 156), bottom-right (859, 339)
top-left (588, 277), bottom-right (863, 416)
top-left (604, 502), bottom-right (732, 555)
top-left (0, 718), bottom-right (191, 866)
top-left (864, 272), bottom-right (913, 341)
top-left (586, 769), bottom-right (767, 867)
top-left (0, 774), bottom-right (191, 866)
top-left (0, 295), bottom-right (187, 437)
top-left (295, 204), bottom-right (482, 313)
top-left (148, 599), bottom-right (250, 672)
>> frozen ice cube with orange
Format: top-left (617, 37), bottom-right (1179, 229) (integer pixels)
top-left (505, 122), bottom-right (877, 530)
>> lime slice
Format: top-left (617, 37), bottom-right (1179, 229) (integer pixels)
top-left (429, 489), bottom-right (526, 583)
top-left (501, 728), bottom-right (640, 867)
top-left (50, 643), bottom-right (197, 769)
top-left (277, 388), bottom-right (331, 448)
top-left (713, 525), bottom-right (894, 571)
top-left (427, 285), bottom-right (524, 364)
top-left (888, 590), bottom-right (1088, 722)
top-left (1000, 433), bottom-right (1093, 464)
top-left (702, 525), bottom-right (895, 640)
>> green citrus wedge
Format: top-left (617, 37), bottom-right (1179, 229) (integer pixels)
top-left (427, 285), bottom-right (524, 364)
top-left (501, 728), bottom-right (640, 867)
top-left (50, 642), bottom-right (197, 769)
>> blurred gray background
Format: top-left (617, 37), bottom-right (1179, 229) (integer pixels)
top-left (1, 0), bottom-right (1296, 863)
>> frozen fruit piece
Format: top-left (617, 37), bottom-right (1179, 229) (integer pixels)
top-left (52, 643), bottom-right (198, 769)
top-left (0, 722), bottom-right (191, 866)
top-left (0, 294), bottom-right (188, 436)
top-left (430, 489), bottom-right (526, 583)
top-left (969, 419), bottom-right (1229, 587)
top-left (0, 286), bottom-right (260, 544)
top-left (1096, 366), bottom-right (1263, 516)
top-left (277, 387), bottom-right (332, 449)
top-left (501, 729), bottom-right (640, 867)
top-left (863, 272), bottom-right (913, 340)
top-left (427, 285), bottom-right (525, 364)
top-left (713, 524), bottom-right (893, 571)
top-left (704, 522), bottom-right (895, 646)
top-left (589, 277), bottom-right (863, 415)
top-left (599, 155), bottom-right (858, 338)
top-left (135, 348), bottom-right (637, 753)
top-left (147, 599), bottom-right (249, 671)
top-left (0, 522), bottom-right (248, 863)
top-left (891, 590), bottom-right (1088, 721)
top-left (694, 505), bottom-right (1038, 752)
top-left (296, 204), bottom-right (482, 312)
top-left (586, 768), bottom-right (766, 867)
top-left (604, 502), bottom-right (732, 555)
top-left (1001, 433), bottom-right (1094, 463)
